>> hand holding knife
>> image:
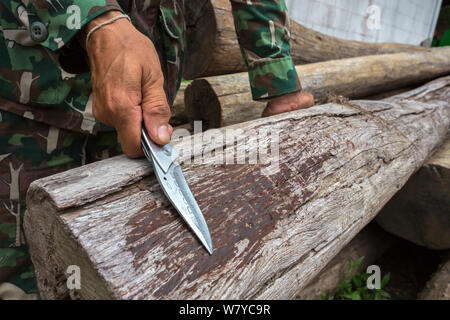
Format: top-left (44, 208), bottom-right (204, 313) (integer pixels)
top-left (141, 127), bottom-right (213, 254)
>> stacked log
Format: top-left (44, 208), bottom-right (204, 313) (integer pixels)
top-left (184, 0), bottom-right (426, 79)
top-left (185, 47), bottom-right (450, 130)
top-left (24, 77), bottom-right (450, 299)
top-left (20, 3), bottom-right (450, 298)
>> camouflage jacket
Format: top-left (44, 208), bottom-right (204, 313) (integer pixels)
top-left (0, 0), bottom-right (300, 134)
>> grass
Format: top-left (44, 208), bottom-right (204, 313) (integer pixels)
top-left (320, 256), bottom-right (391, 300)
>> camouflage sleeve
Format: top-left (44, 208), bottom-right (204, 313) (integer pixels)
top-left (230, 0), bottom-right (301, 100)
top-left (24, 0), bottom-right (124, 51)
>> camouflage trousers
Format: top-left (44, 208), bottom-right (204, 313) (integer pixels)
top-left (0, 110), bottom-right (122, 298)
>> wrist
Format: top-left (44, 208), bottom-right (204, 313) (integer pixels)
top-left (77, 10), bottom-right (127, 50)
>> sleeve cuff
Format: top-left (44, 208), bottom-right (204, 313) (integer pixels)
top-left (248, 57), bottom-right (302, 101)
top-left (37, 3), bottom-right (124, 51)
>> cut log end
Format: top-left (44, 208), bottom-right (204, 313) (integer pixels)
top-left (183, 0), bottom-right (426, 79)
top-left (185, 79), bottom-right (222, 130)
top-left (184, 0), bottom-right (217, 80)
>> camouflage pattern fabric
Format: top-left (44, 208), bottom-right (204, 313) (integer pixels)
top-left (0, 0), bottom-right (300, 297)
top-left (0, 0), bottom-right (186, 134)
top-left (0, 0), bottom-right (300, 133)
top-left (0, 109), bottom-right (122, 297)
top-left (230, 0), bottom-right (301, 100)
top-left (0, 0), bottom-right (125, 134)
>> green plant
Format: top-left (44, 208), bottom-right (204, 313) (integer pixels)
top-left (319, 256), bottom-right (391, 300)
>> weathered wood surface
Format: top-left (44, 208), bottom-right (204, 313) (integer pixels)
top-left (295, 223), bottom-right (396, 300)
top-left (184, 0), bottom-right (426, 79)
top-left (376, 138), bottom-right (450, 249)
top-left (185, 47), bottom-right (450, 130)
top-left (24, 77), bottom-right (450, 299)
top-left (374, 77), bottom-right (450, 249)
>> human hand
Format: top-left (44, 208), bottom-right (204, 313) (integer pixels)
top-left (82, 11), bottom-right (172, 158)
top-left (262, 91), bottom-right (315, 117)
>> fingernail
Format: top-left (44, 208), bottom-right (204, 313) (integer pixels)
top-left (157, 125), bottom-right (170, 142)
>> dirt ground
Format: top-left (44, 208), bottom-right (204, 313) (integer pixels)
top-left (374, 237), bottom-right (446, 300)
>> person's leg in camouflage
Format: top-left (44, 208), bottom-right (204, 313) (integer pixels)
top-left (0, 110), bottom-right (122, 298)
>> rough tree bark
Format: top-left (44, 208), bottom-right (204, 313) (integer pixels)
top-left (374, 82), bottom-right (450, 250)
top-left (184, 0), bottom-right (426, 79)
top-left (24, 77), bottom-right (450, 299)
top-left (185, 47), bottom-right (450, 130)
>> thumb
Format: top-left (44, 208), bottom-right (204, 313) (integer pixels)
top-left (141, 86), bottom-right (173, 146)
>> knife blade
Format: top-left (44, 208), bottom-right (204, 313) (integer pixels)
top-left (141, 127), bottom-right (213, 254)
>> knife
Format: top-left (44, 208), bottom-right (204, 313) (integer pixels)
top-left (141, 127), bottom-right (213, 254)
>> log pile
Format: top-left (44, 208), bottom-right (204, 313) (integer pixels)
top-left (184, 0), bottom-right (426, 79)
top-left (21, 4), bottom-right (450, 299)
top-left (24, 77), bottom-right (450, 299)
top-left (184, 47), bottom-right (450, 130)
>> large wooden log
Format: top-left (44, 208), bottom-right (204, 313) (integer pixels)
top-left (184, 0), bottom-right (426, 79)
top-left (24, 77), bottom-right (450, 299)
top-left (374, 81), bottom-right (450, 250)
top-left (185, 47), bottom-right (450, 130)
